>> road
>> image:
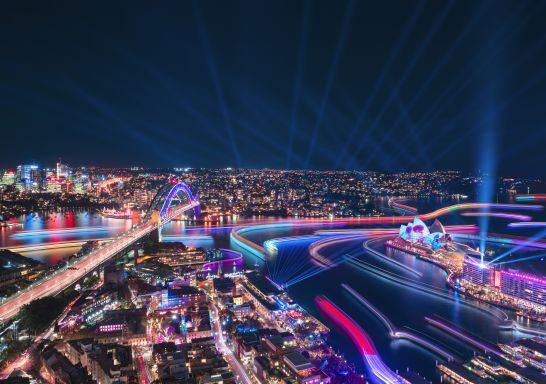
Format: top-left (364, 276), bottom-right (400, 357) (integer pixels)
top-left (0, 201), bottom-right (199, 322)
top-left (0, 293), bottom-right (82, 379)
top-left (211, 304), bottom-right (253, 384)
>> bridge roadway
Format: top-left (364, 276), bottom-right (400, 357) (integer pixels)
top-left (0, 201), bottom-right (199, 322)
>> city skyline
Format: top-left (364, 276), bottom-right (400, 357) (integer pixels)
top-left (2, 1), bottom-right (546, 176)
top-left (1, 2), bottom-right (546, 383)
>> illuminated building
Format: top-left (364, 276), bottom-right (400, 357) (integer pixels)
top-left (387, 218), bottom-right (465, 272)
top-left (438, 362), bottom-right (495, 384)
top-left (46, 176), bottom-right (73, 193)
top-left (398, 218), bottom-right (447, 250)
top-left (134, 188), bottom-right (155, 207)
top-left (184, 305), bottom-right (212, 341)
top-left (240, 273), bottom-right (284, 321)
top-left (160, 285), bottom-right (206, 309)
top-left (40, 347), bottom-right (93, 384)
top-left (282, 351), bottom-right (315, 377)
top-left (46, 176), bottom-right (62, 193)
top-left (461, 259), bottom-right (546, 317)
top-left (462, 258), bottom-right (493, 286)
top-left (1, 170), bottom-right (15, 186)
top-left (16, 164), bottom-right (41, 191)
top-left (500, 337), bottom-right (546, 371)
top-left (500, 270), bottom-right (546, 307)
top-left (93, 308), bottom-right (147, 346)
top-left (56, 160), bottom-right (69, 179)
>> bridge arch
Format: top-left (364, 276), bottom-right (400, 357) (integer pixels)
top-left (147, 181), bottom-right (200, 223)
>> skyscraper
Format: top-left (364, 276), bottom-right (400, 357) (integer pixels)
top-left (500, 270), bottom-right (546, 307)
top-left (1, 170), bottom-right (15, 186)
top-left (16, 164), bottom-right (41, 191)
top-left (56, 160), bottom-right (69, 179)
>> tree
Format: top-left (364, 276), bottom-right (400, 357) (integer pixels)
top-left (18, 296), bottom-right (66, 333)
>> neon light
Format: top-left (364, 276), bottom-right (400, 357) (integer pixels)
top-left (500, 270), bottom-right (546, 285)
top-left (159, 182), bottom-right (199, 218)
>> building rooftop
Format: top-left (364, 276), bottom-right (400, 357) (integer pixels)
top-left (283, 351), bottom-right (314, 371)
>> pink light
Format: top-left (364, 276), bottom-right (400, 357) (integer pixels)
top-left (316, 296), bottom-right (401, 383)
top-left (501, 270), bottom-right (546, 285)
top-left (316, 296), bottom-right (375, 355)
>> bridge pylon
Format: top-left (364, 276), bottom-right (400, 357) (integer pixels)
top-left (151, 210), bottom-right (162, 241)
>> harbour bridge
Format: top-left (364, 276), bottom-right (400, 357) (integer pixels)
top-left (0, 181), bottom-right (200, 321)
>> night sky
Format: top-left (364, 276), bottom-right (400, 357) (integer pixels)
top-left (2, 1), bottom-right (546, 176)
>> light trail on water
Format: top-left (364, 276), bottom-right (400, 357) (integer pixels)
top-left (315, 295), bottom-right (403, 384)
top-left (508, 221), bottom-right (546, 228)
top-left (425, 316), bottom-right (504, 357)
top-left (342, 284), bottom-right (456, 361)
top-left (461, 212), bottom-right (532, 221)
top-left (346, 256), bottom-right (508, 321)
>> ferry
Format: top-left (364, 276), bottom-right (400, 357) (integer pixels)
top-left (100, 207), bottom-right (137, 219)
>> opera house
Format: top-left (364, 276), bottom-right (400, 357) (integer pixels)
top-left (398, 217), bottom-right (449, 250)
top-left (387, 217), bottom-right (465, 273)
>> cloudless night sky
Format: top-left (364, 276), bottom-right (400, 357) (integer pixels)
top-left (2, 1), bottom-right (546, 176)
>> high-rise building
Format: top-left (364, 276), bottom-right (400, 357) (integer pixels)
top-left (1, 170), bottom-right (16, 186)
top-left (134, 189), bottom-right (154, 208)
top-left (46, 177), bottom-right (63, 193)
top-left (500, 270), bottom-right (546, 306)
top-left (16, 164), bottom-right (41, 191)
top-left (56, 160), bottom-right (69, 179)
top-left (462, 258), bottom-right (493, 286)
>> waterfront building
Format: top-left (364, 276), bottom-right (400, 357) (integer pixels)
top-left (462, 258), bottom-right (494, 286)
top-left (460, 259), bottom-right (546, 316)
top-left (399, 217), bottom-right (446, 249)
top-left (240, 273), bottom-right (283, 322)
top-left (46, 176), bottom-right (73, 193)
top-left (500, 270), bottom-right (546, 308)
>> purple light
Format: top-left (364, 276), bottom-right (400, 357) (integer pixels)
top-left (461, 212), bottom-right (532, 221)
top-left (425, 317), bottom-right (503, 357)
top-left (201, 249), bottom-right (243, 275)
top-left (160, 182), bottom-right (199, 217)
top-left (501, 270), bottom-right (546, 285)
top-left (508, 222), bottom-right (546, 228)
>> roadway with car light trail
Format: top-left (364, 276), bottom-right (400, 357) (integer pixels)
top-left (0, 200), bottom-right (200, 322)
